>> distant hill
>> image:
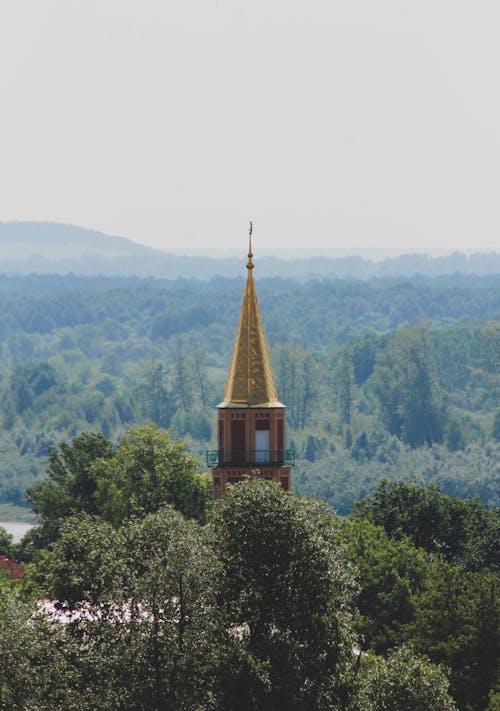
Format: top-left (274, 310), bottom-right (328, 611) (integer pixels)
top-left (0, 222), bottom-right (154, 259)
top-left (1, 221), bottom-right (499, 279)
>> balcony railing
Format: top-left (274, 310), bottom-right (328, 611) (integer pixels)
top-left (206, 449), bottom-right (295, 468)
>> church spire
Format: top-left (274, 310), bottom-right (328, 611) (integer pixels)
top-left (220, 223), bottom-right (282, 408)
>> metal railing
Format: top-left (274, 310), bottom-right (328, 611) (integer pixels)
top-left (206, 449), bottom-right (295, 467)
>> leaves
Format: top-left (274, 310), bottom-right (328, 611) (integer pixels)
top-left (353, 646), bottom-right (456, 711)
top-left (94, 424), bottom-right (211, 525)
top-left (372, 323), bottom-right (446, 447)
top-left (211, 480), bottom-right (356, 710)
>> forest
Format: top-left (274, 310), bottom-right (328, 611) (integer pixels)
top-left (0, 270), bottom-right (498, 709)
top-left (0, 272), bottom-right (498, 514)
top-left (0, 429), bottom-right (497, 710)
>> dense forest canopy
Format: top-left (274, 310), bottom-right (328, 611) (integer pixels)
top-left (0, 271), bottom-right (498, 511)
top-left (1, 467), bottom-right (497, 710)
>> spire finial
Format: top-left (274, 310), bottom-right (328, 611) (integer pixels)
top-left (247, 220), bottom-right (254, 269)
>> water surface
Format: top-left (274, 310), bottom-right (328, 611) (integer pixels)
top-left (0, 521), bottom-right (34, 543)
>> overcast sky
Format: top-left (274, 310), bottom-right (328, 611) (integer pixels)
top-left (1, 1), bottom-right (499, 254)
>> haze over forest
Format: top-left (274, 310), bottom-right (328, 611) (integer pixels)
top-left (2, 221), bottom-right (500, 280)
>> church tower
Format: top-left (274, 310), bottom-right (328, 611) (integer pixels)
top-left (208, 224), bottom-right (294, 499)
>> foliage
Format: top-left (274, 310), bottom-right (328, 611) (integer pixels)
top-left (211, 480), bottom-right (356, 710)
top-left (335, 345), bottom-right (355, 426)
top-left (352, 646), bottom-right (456, 711)
top-left (0, 267), bottom-right (498, 708)
top-left (493, 410), bottom-right (500, 441)
top-left (296, 440), bottom-right (500, 516)
top-left (341, 518), bottom-right (429, 653)
top-left (93, 424), bottom-right (211, 525)
top-left (354, 481), bottom-right (499, 571)
top-left (372, 323), bottom-right (446, 447)
top-left (23, 425), bottom-right (210, 560)
top-left (4, 508), bottom-right (222, 710)
top-left (0, 526), bottom-right (13, 556)
top-left (0, 273), bottom-right (498, 510)
top-left (274, 344), bottom-right (321, 429)
top-left (5, 475), bottom-right (499, 709)
top-left (344, 485), bottom-right (499, 710)
top-left (26, 432), bottom-right (114, 550)
top-left (0, 592), bottom-right (73, 711)
top-left (406, 558), bottom-right (499, 711)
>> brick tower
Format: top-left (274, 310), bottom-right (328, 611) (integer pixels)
top-left (208, 224), bottom-right (294, 499)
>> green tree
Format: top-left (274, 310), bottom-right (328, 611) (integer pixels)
top-left (354, 481), bottom-right (499, 570)
top-left (372, 324), bottom-right (446, 447)
top-left (304, 434), bottom-right (320, 462)
top-left (139, 361), bottom-right (173, 428)
top-left (171, 407), bottom-right (212, 441)
top-left (407, 558), bottom-right (499, 711)
top-left (275, 345), bottom-right (320, 429)
top-left (0, 526), bottom-right (13, 556)
top-left (10, 508), bottom-right (223, 710)
top-left (353, 646), bottom-right (456, 711)
top-left (211, 479), bottom-right (356, 710)
top-left (492, 410), bottom-right (500, 441)
top-left (193, 348), bottom-right (211, 412)
top-left (94, 424), bottom-right (211, 524)
top-left (445, 418), bottom-right (465, 451)
top-left (0, 592), bottom-right (70, 711)
top-left (341, 518), bottom-right (429, 653)
top-left (26, 426), bottom-right (211, 555)
top-left (336, 345), bottom-right (355, 426)
top-left (26, 432), bottom-right (114, 552)
top-left (351, 333), bottom-right (384, 385)
top-left (173, 344), bottom-right (195, 411)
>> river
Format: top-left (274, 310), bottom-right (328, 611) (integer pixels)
top-left (0, 521), bottom-right (34, 543)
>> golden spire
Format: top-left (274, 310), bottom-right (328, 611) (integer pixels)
top-left (220, 223), bottom-right (283, 408)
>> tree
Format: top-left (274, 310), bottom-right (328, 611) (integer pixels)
top-left (26, 426), bottom-right (211, 557)
top-left (351, 333), bottom-right (384, 386)
top-left (171, 407), bottom-right (212, 442)
top-left (0, 591), bottom-right (68, 711)
top-left (274, 345), bottom-right (320, 429)
top-left (26, 432), bottom-right (115, 552)
top-left (354, 481), bottom-right (499, 570)
top-left (0, 526), bottom-right (13, 556)
top-left (94, 424), bottom-right (211, 525)
top-left (353, 646), bottom-right (456, 711)
top-left (341, 518), bottom-right (429, 653)
top-left (140, 361), bottom-right (173, 428)
top-left (9, 507), bottom-right (224, 711)
top-left (492, 410), bottom-right (500, 441)
top-left (407, 559), bottom-right (499, 711)
top-left (335, 345), bottom-right (355, 426)
top-left (372, 324), bottom-right (446, 447)
top-left (211, 479), bottom-right (356, 710)
top-left (193, 348), bottom-right (211, 412)
top-left (173, 344), bottom-right (195, 411)
top-left (445, 418), bottom-right (464, 451)
top-left (304, 434), bottom-right (320, 462)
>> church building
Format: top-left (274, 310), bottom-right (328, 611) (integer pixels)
top-left (208, 225), bottom-right (294, 499)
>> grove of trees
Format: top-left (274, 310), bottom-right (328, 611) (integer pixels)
top-left (0, 427), bottom-right (497, 710)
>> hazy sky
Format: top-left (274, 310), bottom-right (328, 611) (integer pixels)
top-left (1, 1), bottom-right (499, 254)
